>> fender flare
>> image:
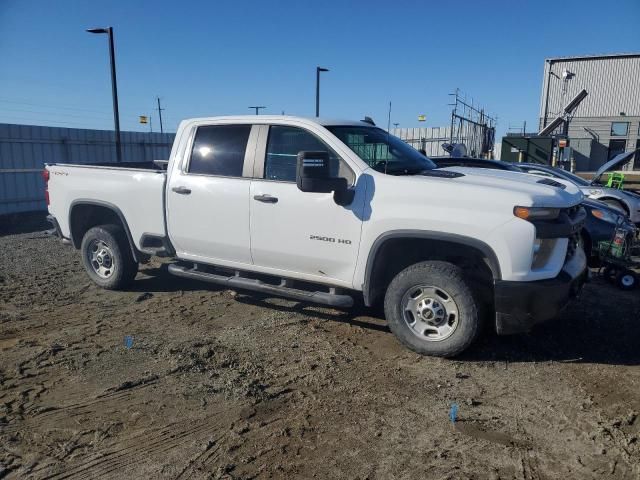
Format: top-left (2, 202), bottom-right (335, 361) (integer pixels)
top-left (362, 230), bottom-right (502, 306)
top-left (69, 199), bottom-right (141, 262)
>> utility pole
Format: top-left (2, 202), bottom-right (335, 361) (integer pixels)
top-left (249, 106), bottom-right (266, 115)
top-left (156, 97), bottom-right (164, 134)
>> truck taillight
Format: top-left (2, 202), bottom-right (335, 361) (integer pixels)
top-left (43, 169), bottom-right (50, 206)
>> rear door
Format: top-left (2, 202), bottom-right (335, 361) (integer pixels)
top-left (167, 123), bottom-right (257, 266)
top-left (249, 124), bottom-right (365, 286)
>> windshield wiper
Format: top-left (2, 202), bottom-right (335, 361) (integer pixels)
top-left (385, 166), bottom-right (430, 175)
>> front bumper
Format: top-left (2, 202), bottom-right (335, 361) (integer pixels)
top-left (494, 247), bottom-right (587, 335)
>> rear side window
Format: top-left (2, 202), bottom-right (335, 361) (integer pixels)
top-left (265, 126), bottom-right (353, 183)
top-left (188, 125), bottom-right (251, 177)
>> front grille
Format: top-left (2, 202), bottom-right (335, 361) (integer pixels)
top-left (566, 232), bottom-right (580, 259)
top-left (563, 205), bottom-right (582, 219)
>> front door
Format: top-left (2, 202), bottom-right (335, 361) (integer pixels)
top-left (249, 125), bottom-right (365, 286)
top-left (167, 123), bottom-right (256, 267)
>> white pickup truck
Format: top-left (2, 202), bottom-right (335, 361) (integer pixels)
top-left (45, 116), bottom-right (587, 357)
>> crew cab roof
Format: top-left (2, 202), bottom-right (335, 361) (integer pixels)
top-left (180, 115), bottom-right (373, 127)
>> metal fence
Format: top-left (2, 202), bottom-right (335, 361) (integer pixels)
top-left (391, 126), bottom-right (452, 157)
top-left (0, 123), bottom-right (174, 216)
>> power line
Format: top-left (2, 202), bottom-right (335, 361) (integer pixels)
top-left (0, 97), bottom-right (161, 117)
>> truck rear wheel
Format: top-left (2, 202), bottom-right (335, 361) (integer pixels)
top-left (81, 224), bottom-right (138, 290)
top-left (384, 261), bottom-right (480, 357)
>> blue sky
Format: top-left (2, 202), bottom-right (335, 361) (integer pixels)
top-left (1, 0), bottom-right (638, 138)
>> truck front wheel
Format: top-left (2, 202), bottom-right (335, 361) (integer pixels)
top-left (80, 224), bottom-right (138, 290)
top-left (384, 261), bottom-right (480, 357)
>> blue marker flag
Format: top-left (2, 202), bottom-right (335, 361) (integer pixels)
top-left (124, 335), bottom-right (134, 349)
top-left (449, 403), bottom-right (458, 424)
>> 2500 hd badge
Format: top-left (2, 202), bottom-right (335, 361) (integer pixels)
top-left (310, 235), bottom-right (352, 245)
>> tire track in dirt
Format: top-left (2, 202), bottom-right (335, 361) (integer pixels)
top-left (39, 411), bottom-right (231, 480)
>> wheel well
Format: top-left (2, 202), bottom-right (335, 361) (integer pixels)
top-left (599, 197), bottom-right (630, 216)
top-left (69, 203), bottom-right (138, 260)
top-left (364, 237), bottom-right (497, 307)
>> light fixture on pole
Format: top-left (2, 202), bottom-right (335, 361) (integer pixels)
top-left (315, 67), bottom-right (329, 117)
top-left (249, 106), bottom-right (266, 115)
top-left (86, 26), bottom-right (122, 163)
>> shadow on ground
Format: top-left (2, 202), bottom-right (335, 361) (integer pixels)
top-left (137, 266), bottom-right (640, 367)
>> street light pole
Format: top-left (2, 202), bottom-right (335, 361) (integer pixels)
top-left (249, 106), bottom-right (266, 115)
top-left (87, 26), bottom-right (122, 162)
top-left (315, 67), bottom-right (328, 117)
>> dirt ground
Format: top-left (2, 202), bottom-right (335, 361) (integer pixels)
top-left (0, 227), bottom-right (639, 479)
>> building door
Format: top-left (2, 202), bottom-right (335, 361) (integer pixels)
top-left (634, 139), bottom-right (640, 170)
top-left (608, 139), bottom-right (626, 160)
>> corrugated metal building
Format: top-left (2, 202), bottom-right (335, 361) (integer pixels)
top-left (539, 53), bottom-right (640, 171)
top-left (0, 123), bottom-right (174, 216)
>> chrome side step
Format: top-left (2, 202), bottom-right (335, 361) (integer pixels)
top-left (167, 264), bottom-right (354, 308)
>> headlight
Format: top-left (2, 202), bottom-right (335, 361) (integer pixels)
top-left (590, 208), bottom-right (620, 225)
top-left (532, 238), bottom-right (557, 269)
top-left (514, 206), bottom-right (560, 221)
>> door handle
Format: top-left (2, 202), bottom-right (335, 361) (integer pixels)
top-left (253, 194), bottom-right (278, 203)
top-left (172, 186), bottom-right (191, 195)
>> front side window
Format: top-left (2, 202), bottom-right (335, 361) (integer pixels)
top-left (188, 125), bottom-right (251, 177)
top-left (265, 126), bottom-right (353, 183)
top-left (327, 126), bottom-right (436, 175)
top-left (611, 122), bottom-right (629, 137)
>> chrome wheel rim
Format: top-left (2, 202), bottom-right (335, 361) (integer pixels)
top-left (401, 285), bottom-right (459, 342)
top-left (88, 239), bottom-right (115, 279)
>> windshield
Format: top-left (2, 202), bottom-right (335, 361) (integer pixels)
top-left (327, 126), bottom-right (436, 174)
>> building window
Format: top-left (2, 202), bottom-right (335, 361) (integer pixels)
top-left (608, 139), bottom-right (626, 160)
top-left (610, 122), bottom-right (629, 136)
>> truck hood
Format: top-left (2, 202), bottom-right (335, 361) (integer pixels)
top-left (440, 166), bottom-right (584, 207)
top-left (592, 150), bottom-right (636, 184)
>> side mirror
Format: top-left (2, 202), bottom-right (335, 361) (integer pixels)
top-left (296, 151), bottom-right (354, 206)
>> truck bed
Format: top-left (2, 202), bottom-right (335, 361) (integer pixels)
top-left (46, 162), bottom-right (167, 250)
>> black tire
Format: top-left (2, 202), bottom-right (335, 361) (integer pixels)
top-left (602, 265), bottom-right (617, 282)
top-left (80, 224), bottom-right (138, 290)
top-left (615, 270), bottom-right (637, 291)
top-left (384, 261), bottom-right (480, 358)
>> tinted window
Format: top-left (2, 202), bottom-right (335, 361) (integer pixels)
top-left (189, 125), bottom-right (251, 177)
top-left (265, 126), bottom-right (353, 183)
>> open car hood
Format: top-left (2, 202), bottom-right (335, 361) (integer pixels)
top-left (592, 150), bottom-right (636, 184)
